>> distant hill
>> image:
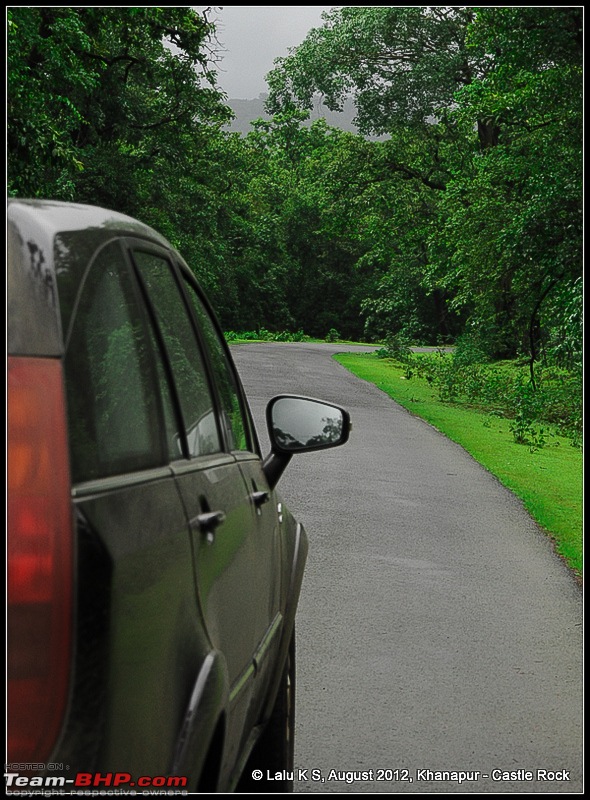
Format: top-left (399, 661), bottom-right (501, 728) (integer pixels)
top-left (224, 94), bottom-right (361, 135)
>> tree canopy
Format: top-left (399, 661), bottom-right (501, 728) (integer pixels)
top-left (7, 6), bottom-right (583, 370)
top-left (266, 6), bottom-right (583, 363)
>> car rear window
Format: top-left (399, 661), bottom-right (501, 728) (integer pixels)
top-left (64, 241), bottom-right (164, 482)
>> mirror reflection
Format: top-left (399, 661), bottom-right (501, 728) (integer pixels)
top-left (271, 397), bottom-right (345, 452)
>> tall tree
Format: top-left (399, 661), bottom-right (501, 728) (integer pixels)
top-left (224, 114), bottom-right (372, 338)
top-left (265, 6), bottom-right (583, 360)
top-left (428, 7), bottom-right (583, 362)
top-left (267, 6), bottom-right (478, 136)
top-left (7, 7), bottom-right (247, 310)
top-left (7, 6), bottom-right (230, 204)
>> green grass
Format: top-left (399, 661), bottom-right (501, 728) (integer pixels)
top-left (335, 352), bottom-right (583, 579)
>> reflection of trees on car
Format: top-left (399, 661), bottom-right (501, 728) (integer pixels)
top-left (182, 410), bottom-right (226, 457)
top-left (65, 244), bottom-right (163, 482)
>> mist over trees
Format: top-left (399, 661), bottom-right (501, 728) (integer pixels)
top-left (7, 6), bottom-right (582, 369)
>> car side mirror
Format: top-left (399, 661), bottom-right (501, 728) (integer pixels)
top-left (262, 395), bottom-right (351, 489)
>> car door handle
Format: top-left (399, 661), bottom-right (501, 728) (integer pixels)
top-left (190, 510), bottom-right (226, 543)
top-left (251, 490), bottom-right (270, 508)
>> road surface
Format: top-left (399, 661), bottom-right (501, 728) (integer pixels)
top-left (232, 342), bottom-right (583, 794)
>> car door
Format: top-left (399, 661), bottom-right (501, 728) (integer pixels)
top-left (130, 246), bottom-right (279, 732)
top-left (59, 237), bottom-right (200, 775)
top-left (179, 271), bottom-right (283, 696)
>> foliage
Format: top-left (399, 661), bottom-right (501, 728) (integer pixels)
top-left (7, 6), bottom-right (583, 380)
top-left (266, 7), bottom-right (479, 135)
top-left (435, 9), bottom-right (581, 364)
top-left (408, 350), bottom-right (582, 449)
top-left (224, 329), bottom-right (310, 343)
top-left (7, 7), bottom-right (229, 200)
top-left (376, 333), bottom-right (413, 363)
top-left (266, 6), bottom-right (583, 365)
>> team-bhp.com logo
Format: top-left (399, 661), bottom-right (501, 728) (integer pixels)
top-left (5, 772), bottom-right (188, 790)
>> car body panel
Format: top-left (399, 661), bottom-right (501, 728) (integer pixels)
top-left (70, 470), bottom-right (202, 776)
top-left (7, 200), bottom-right (170, 357)
top-left (6, 198), bottom-right (335, 792)
top-left (7, 207), bottom-right (63, 357)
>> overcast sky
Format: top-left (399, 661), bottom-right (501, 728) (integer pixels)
top-left (204, 6), bottom-right (335, 99)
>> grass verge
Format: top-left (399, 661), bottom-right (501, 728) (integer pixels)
top-left (335, 352), bottom-right (582, 579)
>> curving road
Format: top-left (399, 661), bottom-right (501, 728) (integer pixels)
top-left (232, 342), bottom-right (583, 794)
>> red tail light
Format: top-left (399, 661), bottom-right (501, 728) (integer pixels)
top-left (7, 356), bottom-right (73, 762)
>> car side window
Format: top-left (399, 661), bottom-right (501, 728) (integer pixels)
top-left (132, 250), bottom-right (222, 458)
top-left (182, 276), bottom-right (252, 453)
top-left (64, 241), bottom-right (164, 482)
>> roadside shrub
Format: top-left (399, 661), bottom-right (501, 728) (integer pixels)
top-left (224, 329), bottom-right (311, 343)
top-left (268, 329), bottom-right (308, 342)
top-left (325, 328), bottom-right (341, 343)
top-left (508, 375), bottom-right (549, 451)
top-left (413, 350), bottom-right (581, 449)
top-left (543, 277), bottom-right (583, 372)
top-left (377, 332), bottom-right (413, 363)
top-left (413, 351), bottom-right (460, 401)
top-left (452, 331), bottom-right (491, 366)
top-left (535, 366), bottom-right (583, 446)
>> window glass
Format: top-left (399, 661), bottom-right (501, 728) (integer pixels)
top-left (64, 241), bottom-right (163, 482)
top-left (133, 251), bottom-right (221, 458)
top-left (145, 315), bottom-right (181, 461)
top-left (183, 278), bottom-right (251, 453)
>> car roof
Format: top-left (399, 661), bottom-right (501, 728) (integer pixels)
top-left (7, 198), bottom-right (173, 246)
top-left (7, 199), bottom-right (176, 357)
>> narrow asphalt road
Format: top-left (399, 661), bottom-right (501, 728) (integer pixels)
top-left (232, 343), bottom-right (583, 794)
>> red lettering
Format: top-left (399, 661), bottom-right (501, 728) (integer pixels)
top-left (92, 773), bottom-right (113, 786)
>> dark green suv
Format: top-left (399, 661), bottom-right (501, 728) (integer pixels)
top-left (7, 199), bottom-right (350, 793)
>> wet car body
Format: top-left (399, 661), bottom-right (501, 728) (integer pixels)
top-left (7, 199), bottom-right (350, 792)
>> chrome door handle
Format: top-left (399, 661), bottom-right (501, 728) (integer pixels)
top-left (251, 490), bottom-right (270, 508)
top-left (190, 510), bottom-right (226, 543)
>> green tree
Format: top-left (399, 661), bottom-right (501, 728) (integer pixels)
top-left (265, 6), bottom-right (583, 360)
top-left (7, 7), bottom-right (230, 204)
top-left (266, 6), bottom-right (479, 136)
top-left (224, 113), bottom-right (369, 338)
top-left (264, 7), bottom-right (478, 343)
top-left (7, 7), bottom-right (249, 315)
top-left (428, 7), bottom-right (583, 364)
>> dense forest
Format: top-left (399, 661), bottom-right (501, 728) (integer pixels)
top-left (7, 6), bottom-right (582, 370)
